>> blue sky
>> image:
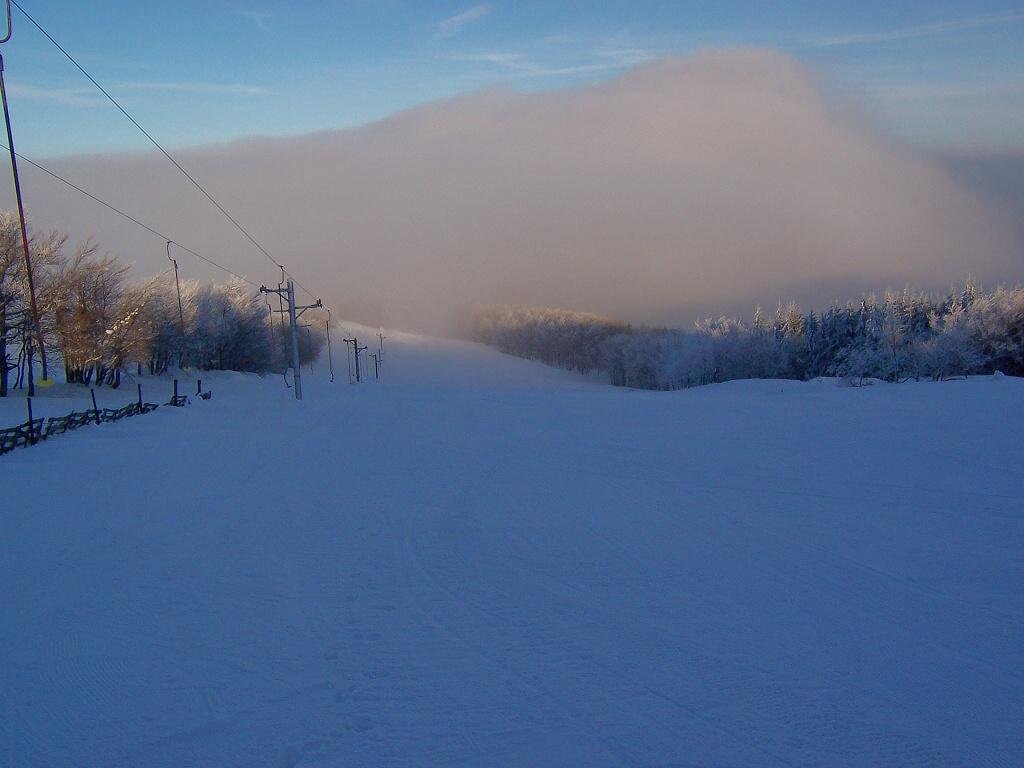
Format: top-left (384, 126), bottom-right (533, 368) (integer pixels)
top-left (2, 1), bottom-right (1023, 157)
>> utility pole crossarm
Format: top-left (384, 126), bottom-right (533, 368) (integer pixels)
top-left (295, 298), bottom-right (321, 321)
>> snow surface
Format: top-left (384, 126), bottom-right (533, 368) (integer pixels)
top-left (2, 328), bottom-right (1023, 767)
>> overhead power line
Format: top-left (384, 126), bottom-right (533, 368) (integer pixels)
top-left (3, 143), bottom-right (257, 286)
top-left (10, 0), bottom-right (286, 276)
top-left (8, 1), bottom-right (341, 394)
top-left (291, 274), bottom-right (322, 303)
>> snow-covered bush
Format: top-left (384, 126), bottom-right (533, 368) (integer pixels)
top-left (474, 282), bottom-right (1024, 390)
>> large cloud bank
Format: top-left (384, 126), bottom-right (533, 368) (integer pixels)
top-left (10, 49), bottom-right (1022, 331)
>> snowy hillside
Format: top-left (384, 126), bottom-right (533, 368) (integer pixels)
top-left (2, 329), bottom-right (1022, 767)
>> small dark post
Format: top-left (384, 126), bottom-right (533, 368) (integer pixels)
top-left (91, 388), bottom-right (100, 423)
top-left (197, 378), bottom-right (202, 395)
top-left (25, 333), bottom-right (34, 397)
top-left (26, 396), bottom-right (34, 443)
top-left (137, 383), bottom-right (143, 409)
top-left (173, 379), bottom-right (178, 404)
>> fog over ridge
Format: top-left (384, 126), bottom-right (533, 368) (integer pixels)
top-left (7, 48), bottom-right (1021, 333)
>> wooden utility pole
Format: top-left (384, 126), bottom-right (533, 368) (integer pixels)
top-left (0, 14), bottom-right (48, 393)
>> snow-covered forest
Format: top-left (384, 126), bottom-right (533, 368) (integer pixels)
top-left (0, 212), bottom-right (324, 393)
top-left (473, 285), bottom-right (1024, 389)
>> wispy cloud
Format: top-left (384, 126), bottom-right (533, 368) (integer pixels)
top-left (448, 44), bottom-right (657, 80)
top-left (118, 81), bottom-right (266, 96)
top-left (815, 10), bottom-right (1024, 46)
top-left (594, 48), bottom-right (657, 67)
top-left (6, 80), bottom-right (265, 107)
top-left (454, 52), bottom-right (526, 66)
top-left (511, 62), bottom-right (612, 78)
top-left (870, 80), bottom-right (1024, 102)
top-left (449, 51), bottom-right (613, 78)
top-left (436, 4), bottom-right (492, 40)
top-left (6, 84), bottom-right (103, 107)
top-left (239, 10), bottom-right (271, 32)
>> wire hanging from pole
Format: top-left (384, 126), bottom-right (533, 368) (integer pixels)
top-left (325, 309), bottom-right (335, 383)
top-left (0, 1), bottom-right (12, 44)
top-left (166, 241), bottom-right (186, 335)
top-left (164, 241), bottom-right (189, 370)
top-left (8, 0), bottom-right (347, 395)
top-left (3, 144), bottom-right (259, 285)
top-left (10, 0), bottom-right (285, 275)
top-left (165, 240), bottom-right (189, 371)
top-left (302, 325), bottom-right (312, 374)
top-left (6, 4), bottom-right (345, 329)
top-left (264, 296), bottom-right (274, 339)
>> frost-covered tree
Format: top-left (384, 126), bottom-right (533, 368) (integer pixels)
top-left (473, 305), bottom-right (630, 375)
top-left (0, 213), bottom-right (65, 394)
top-left (0, 210), bottom-right (333, 387)
top-left (909, 304), bottom-right (984, 381)
top-left (49, 242), bottom-right (158, 386)
top-left (473, 282), bottom-right (1024, 391)
top-left (189, 279), bottom-right (276, 373)
top-left (0, 212), bottom-right (24, 396)
top-left (962, 286), bottom-right (1024, 375)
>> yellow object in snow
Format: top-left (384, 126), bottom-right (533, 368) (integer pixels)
top-left (36, 378), bottom-right (56, 388)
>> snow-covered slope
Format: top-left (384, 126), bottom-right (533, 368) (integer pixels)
top-left (2, 330), bottom-right (1022, 767)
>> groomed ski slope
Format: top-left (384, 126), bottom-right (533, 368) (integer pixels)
top-left (2, 328), bottom-right (1022, 767)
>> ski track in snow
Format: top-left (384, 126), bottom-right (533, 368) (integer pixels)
top-left (2, 328), bottom-right (1022, 767)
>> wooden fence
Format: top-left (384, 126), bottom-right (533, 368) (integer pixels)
top-left (0, 379), bottom-right (211, 457)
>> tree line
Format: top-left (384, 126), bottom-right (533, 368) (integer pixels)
top-left (472, 284), bottom-right (1024, 389)
top-left (0, 212), bottom-right (324, 395)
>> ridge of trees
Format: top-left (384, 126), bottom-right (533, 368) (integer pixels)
top-left (472, 285), bottom-right (1024, 389)
top-left (0, 212), bottom-right (324, 394)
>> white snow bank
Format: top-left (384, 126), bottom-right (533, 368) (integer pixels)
top-left (2, 332), bottom-right (1021, 767)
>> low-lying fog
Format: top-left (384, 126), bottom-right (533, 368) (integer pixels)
top-left (7, 48), bottom-right (1022, 332)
